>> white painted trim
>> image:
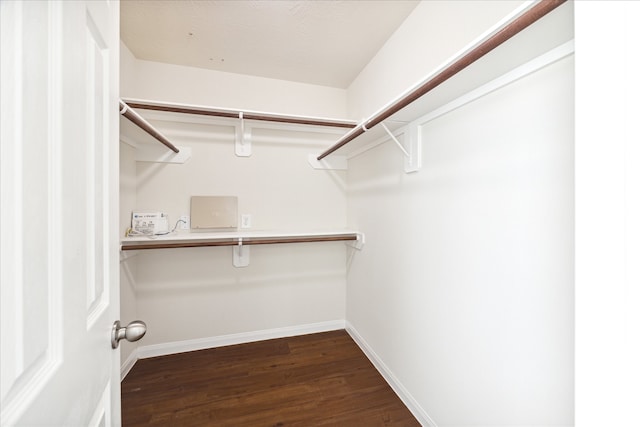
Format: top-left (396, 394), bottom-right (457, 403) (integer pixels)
top-left (0, 3), bottom-right (65, 424)
top-left (346, 321), bottom-right (438, 427)
top-left (134, 320), bottom-right (345, 360)
top-left (120, 348), bottom-right (139, 381)
top-left (87, 380), bottom-right (111, 427)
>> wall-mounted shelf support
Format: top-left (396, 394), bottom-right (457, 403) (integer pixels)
top-left (347, 233), bottom-right (365, 250)
top-left (381, 123), bottom-right (409, 158)
top-left (380, 122), bottom-right (421, 173)
top-left (235, 112), bottom-right (252, 157)
top-left (233, 237), bottom-right (250, 267)
top-left (405, 123), bottom-right (422, 173)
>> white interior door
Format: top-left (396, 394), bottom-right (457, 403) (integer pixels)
top-left (1, 1), bottom-right (121, 425)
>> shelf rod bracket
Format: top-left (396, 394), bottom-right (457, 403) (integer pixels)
top-left (381, 122), bottom-right (409, 158)
top-left (235, 112), bottom-right (252, 157)
top-left (381, 121), bottom-right (420, 173)
top-left (233, 237), bottom-right (250, 267)
top-left (347, 233), bottom-right (366, 250)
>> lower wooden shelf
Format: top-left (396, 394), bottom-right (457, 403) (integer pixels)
top-left (120, 230), bottom-right (363, 251)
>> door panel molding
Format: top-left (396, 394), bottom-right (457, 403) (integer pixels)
top-left (1, 0), bottom-right (120, 424)
top-left (0, 2), bottom-right (64, 424)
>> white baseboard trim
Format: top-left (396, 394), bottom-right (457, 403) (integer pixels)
top-left (130, 319), bottom-right (345, 363)
top-left (120, 347), bottom-right (139, 381)
top-left (345, 321), bottom-right (437, 427)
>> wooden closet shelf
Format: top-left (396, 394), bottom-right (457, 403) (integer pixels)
top-left (121, 231), bottom-right (362, 251)
top-left (121, 98), bottom-right (358, 129)
top-left (317, 0), bottom-right (569, 161)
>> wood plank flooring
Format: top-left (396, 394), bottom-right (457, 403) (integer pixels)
top-left (121, 330), bottom-right (420, 426)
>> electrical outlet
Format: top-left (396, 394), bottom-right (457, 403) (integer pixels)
top-left (179, 215), bottom-right (190, 230)
top-left (241, 214), bottom-right (252, 229)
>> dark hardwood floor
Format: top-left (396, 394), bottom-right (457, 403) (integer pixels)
top-left (121, 330), bottom-right (420, 426)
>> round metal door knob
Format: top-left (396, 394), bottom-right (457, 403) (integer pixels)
top-left (112, 320), bottom-right (147, 349)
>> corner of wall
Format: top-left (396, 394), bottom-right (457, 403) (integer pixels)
top-left (120, 345), bottom-right (139, 381)
top-left (345, 0), bottom-right (527, 119)
top-left (119, 116), bottom-right (139, 373)
top-left (345, 321), bottom-right (437, 427)
top-left (120, 39), bottom-right (138, 97)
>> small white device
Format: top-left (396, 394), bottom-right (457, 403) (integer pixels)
top-left (131, 212), bottom-right (169, 235)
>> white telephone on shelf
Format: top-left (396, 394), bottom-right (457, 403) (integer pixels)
top-left (131, 212), bottom-right (169, 235)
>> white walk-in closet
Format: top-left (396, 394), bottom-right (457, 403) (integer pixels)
top-left (2, 1), bottom-right (638, 426)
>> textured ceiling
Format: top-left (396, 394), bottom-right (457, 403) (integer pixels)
top-left (120, 0), bottom-right (419, 89)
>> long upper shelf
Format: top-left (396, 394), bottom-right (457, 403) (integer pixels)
top-left (119, 98), bottom-right (358, 161)
top-left (317, 0), bottom-right (572, 161)
top-left (119, 1), bottom-right (572, 169)
top-left (123, 99), bottom-right (357, 130)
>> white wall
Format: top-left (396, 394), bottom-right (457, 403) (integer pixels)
top-left (119, 3), bottom-right (582, 425)
top-left (574, 2), bottom-right (640, 426)
top-left (347, 0), bottom-right (526, 120)
top-left (126, 57), bottom-right (347, 119)
top-left (345, 3), bottom-right (574, 426)
top-left (133, 127), bottom-right (348, 346)
top-left (119, 52), bottom-right (349, 349)
top-left (120, 40), bottom-right (137, 98)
